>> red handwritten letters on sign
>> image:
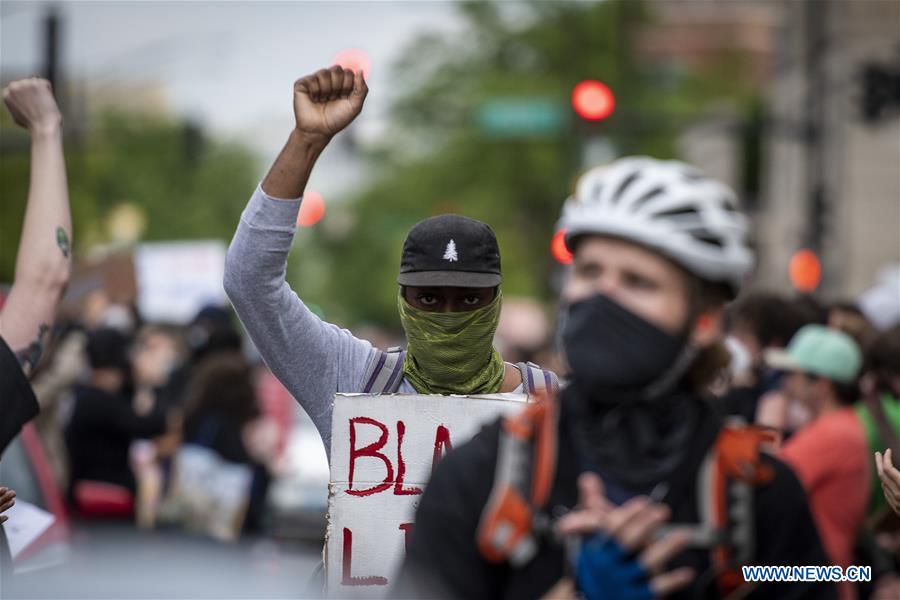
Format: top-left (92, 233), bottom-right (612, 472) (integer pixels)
top-left (347, 418), bottom-right (453, 497)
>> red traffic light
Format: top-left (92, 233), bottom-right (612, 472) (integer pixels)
top-left (551, 229), bottom-right (573, 265)
top-left (297, 190), bottom-right (325, 227)
top-left (789, 249), bottom-right (822, 292)
top-left (333, 48), bottom-right (371, 79)
top-left (572, 80), bottom-right (615, 121)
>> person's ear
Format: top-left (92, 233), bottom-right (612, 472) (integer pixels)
top-left (690, 305), bottom-right (725, 347)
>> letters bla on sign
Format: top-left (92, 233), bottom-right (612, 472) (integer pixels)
top-left (324, 393), bottom-right (527, 597)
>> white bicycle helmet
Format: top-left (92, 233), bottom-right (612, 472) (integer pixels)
top-left (557, 156), bottom-right (754, 298)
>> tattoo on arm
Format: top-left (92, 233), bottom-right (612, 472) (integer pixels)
top-left (15, 324), bottom-right (50, 372)
top-left (56, 227), bottom-right (71, 258)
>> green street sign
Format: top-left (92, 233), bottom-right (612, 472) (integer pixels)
top-left (476, 98), bottom-right (567, 137)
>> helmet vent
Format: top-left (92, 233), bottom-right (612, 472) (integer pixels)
top-left (654, 206), bottom-right (700, 220)
top-left (694, 232), bottom-right (724, 248)
top-left (681, 170), bottom-right (706, 182)
top-left (631, 186), bottom-right (665, 209)
top-left (720, 198), bottom-right (739, 213)
top-left (614, 171), bottom-right (641, 200)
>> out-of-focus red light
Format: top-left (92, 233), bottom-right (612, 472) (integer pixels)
top-left (551, 229), bottom-right (573, 265)
top-left (333, 48), bottom-right (372, 79)
top-left (789, 249), bottom-right (822, 292)
top-left (298, 190), bottom-right (325, 227)
top-left (572, 80), bottom-right (615, 121)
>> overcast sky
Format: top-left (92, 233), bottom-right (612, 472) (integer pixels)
top-left (2, 1), bottom-right (463, 191)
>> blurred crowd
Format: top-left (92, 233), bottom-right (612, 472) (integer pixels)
top-left (718, 292), bottom-right (900, 599)
top-left (11, 288), bottom-right (294, 542)
top-left (9, 277), bottom-right (900, 576)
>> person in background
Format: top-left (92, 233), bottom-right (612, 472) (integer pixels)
top-left (180, 351), bottom-right (275, 534)
top-left (857, 326), bottom-right (900, 518)
top-left (869, 449), bottom-right (900, 600)
top-left (875, 451), bottom-right (900, 516)
top-left (130, 326), bottom-right (186, 526)
top-left (721, 293), bottom-right (809, 426)
top-left (154, 305), bottom-right (242, 414)
top-left (65, 328), bottom-right (167, 518)
top-left (767, 325), bottom-right (869, 600)
top-left (829, 301), bottom-right (878, 352)
top-left (28, 328), bottom-right (87, 490)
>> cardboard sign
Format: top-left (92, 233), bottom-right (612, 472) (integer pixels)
top-left (325, 393), bottom-right (526, 597)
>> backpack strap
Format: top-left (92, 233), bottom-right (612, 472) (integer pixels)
top-left (477, 389), bottom-right (558, 566)
top-left (700, 422), bottom-right (777, 596)
top-left (361, 348), bottom-right (406, 394)
top-left (515, 361), bottom-right (560, 396)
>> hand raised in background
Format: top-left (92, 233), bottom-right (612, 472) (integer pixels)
top-left (875, 448), bottom-right (900, 515)
top-left (2, 78), bottom-right (62, 136)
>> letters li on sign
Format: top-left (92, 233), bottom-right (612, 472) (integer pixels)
top-left (325, 393), bottom-right (527, 597)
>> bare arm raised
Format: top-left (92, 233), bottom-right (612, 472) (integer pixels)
top-left (262, 66), bottom-right (367, 199)
top-left (0, 78), bottom-right (72, 377)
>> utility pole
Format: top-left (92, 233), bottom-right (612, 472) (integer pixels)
top-left (43, 7), bottom-right (63, 108)
top-left (804, 0), bottom-right (827, 260)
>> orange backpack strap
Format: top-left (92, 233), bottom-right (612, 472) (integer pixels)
top-left (701, 423), bottom-right (776, 597)
top-left (477, 389), bottom-right (558, 566)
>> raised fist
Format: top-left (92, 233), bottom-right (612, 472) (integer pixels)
top-left (293, 66), bottom-right (367, 141)
top-left (2, 78), bottom-right (62, 135)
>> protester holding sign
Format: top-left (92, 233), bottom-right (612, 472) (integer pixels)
top-left (224, 66), bottom-right (557, 458)
top-left (398, 157), bottom-right (835, 599)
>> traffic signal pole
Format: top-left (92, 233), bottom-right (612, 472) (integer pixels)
top-left (803, 0), bottom-right (827, 258)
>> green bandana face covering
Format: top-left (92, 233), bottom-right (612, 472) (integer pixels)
top-left (398, 290), bottom-right (505, 395)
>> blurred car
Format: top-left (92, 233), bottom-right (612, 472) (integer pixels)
top-left (265, 406), bottom-right (330, 541)
top-left (0, 423), bottom-right (71, 574)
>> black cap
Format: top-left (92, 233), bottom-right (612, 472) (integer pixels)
top-left (397, 215), bottom-right (501, 288)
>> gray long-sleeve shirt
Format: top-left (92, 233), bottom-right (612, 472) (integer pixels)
top-left (224, 186), bottom-right (522, 460)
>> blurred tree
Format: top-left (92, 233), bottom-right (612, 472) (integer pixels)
top-left (303, 0), bottom-right (759, 327)
top-left (0, 110), bottom-right (257, 281)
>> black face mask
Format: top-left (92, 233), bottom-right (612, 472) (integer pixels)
top-left (558, 293), bottom-right (705, 491)
top-left (560, 293), bottom-right (687, 403)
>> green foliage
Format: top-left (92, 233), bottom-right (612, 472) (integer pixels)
top-left (304, 0), bottom-right (757, 327)
top-left (0, 111), bottom-right (257, 282)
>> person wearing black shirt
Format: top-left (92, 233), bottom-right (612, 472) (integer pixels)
top-left (65, 328), bottom-right (166, 509)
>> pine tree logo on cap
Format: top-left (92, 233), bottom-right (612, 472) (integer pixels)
top-left (443, 240), bottom-right (458, 262)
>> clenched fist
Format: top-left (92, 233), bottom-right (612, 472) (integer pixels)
top-left (293, 66), bottom-right (367, 141)
top-left (2, 78), bottom-right (62, 135)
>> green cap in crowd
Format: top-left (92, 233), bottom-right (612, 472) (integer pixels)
top-left (765, 324), bottom-right (862, 383)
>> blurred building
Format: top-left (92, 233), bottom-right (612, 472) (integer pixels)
top-left (639, 0), bottom-right (778, 86)
top-left (756, 0), bottom-right (900, 298)
top-left (640, 0), bottom-right (780, 190)
top-left (644, 0), bottom-right (899, 300)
